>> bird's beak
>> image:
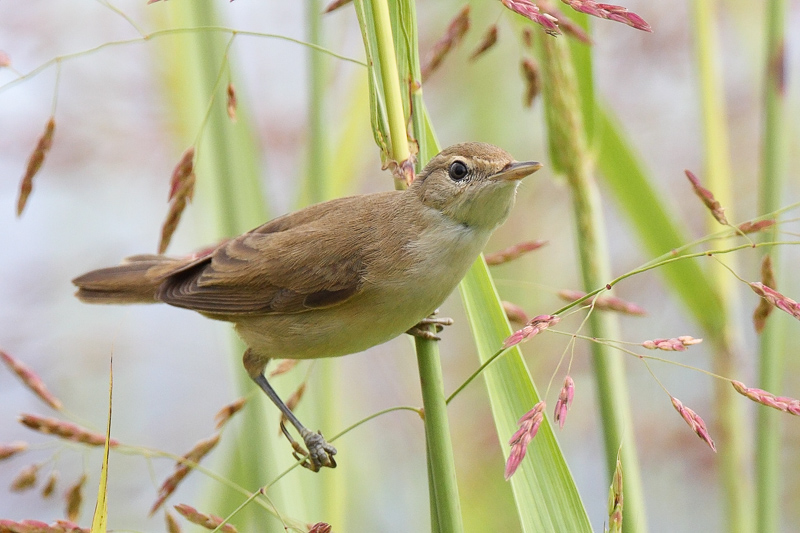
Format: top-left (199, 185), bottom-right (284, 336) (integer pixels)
top-left (491, 161), bottom-right (543, 182)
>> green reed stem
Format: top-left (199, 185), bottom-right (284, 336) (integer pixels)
top-left (756, 1), bottom-right (789, 530)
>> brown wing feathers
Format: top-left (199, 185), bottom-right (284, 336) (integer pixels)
top-left (74, 227), bottom-right (365, 315)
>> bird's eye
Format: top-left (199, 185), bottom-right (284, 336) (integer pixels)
top-left (448, 161), bottom-right (468, 181)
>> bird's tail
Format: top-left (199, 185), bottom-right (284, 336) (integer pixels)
top-left (72, 254), bottom-right (180, 304)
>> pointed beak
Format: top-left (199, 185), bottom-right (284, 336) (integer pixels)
top-left (491, 160), bottom-right (543, 182)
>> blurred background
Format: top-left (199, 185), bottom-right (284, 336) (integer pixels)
top-left (1, 1), bottom-right (799, 531)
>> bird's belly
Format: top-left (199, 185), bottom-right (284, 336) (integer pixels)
top-left (234, 224), bottom-right (491, 360)
top-left (233, 282), bottom-right (449, 360)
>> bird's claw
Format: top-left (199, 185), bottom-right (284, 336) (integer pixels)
top-left (407, 313), bottom-right (454, 341)
top-left (295, 428), bottom-right (337, 472)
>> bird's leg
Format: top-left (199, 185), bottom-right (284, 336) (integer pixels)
top-left (243, 349), bottom-right (337, 471)
top-left (406, 310), bottom-right (454, 341)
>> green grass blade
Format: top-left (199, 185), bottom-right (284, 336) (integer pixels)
top-left (459, 258), bottom-right (592, 533)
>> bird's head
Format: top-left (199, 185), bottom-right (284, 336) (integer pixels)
top-left (410, 142), bottom-right (542, 230)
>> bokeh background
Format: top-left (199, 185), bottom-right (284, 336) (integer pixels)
top-left (1, 1), bottom-right (799, 531)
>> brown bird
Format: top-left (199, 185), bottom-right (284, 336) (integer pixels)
top-left (73, 142), bottom-right (541, 471)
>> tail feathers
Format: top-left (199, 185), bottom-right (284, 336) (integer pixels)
top-left (73, 255), bottom-right (181, 304)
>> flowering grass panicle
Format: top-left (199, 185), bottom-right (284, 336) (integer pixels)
top-left (0, 519), bottom-right (89, 533)
top-left (17, 118), bottom-right (56, 217)
top-left (503, 315), bottom-right (560, 349)
top-left (10, 463), bottom-right (40, 492)
top-left (558, 290), bottom-right (646, 316)
top-left (19, 414), bottom-right (116, 447)
top-left (670, 397), bottom-right (716, 452)
top-left (160, 147), bottom-right (197, 253)
top-left (749, 281), bottom-right (800, 321)
top-left (554, 376), bottom-right (575, 429)
top-left (0, 441), bottom-right (28, 461)
top-left (559, 0), bottom-right (651, 31)
top-left (214, 397), bottom-right (247, 430)
top-left (502, 301), bottom-right (530, 324)
top-left (501, 0), bottom-right (560, 35)
top-left (420, 5), bottom-right (470, 81)
top-left (1, 350), bottom-right (62, 410)
top-left (470, 25), bottom-right (498, 60)
top-left (150, 433), bottom-right (221, 515)
top-left (737, 219), bottom-right (775, 235)
top-left (685, 169), bottom-right (728, 225)
top-left (731, 381), bottom-right (800, 416)
top-left (520, 58), bottom-right (541, 108)
top-left (505, 401), bottom-right (546, 479)
top-left (226, 82), bottom-right (237, 122)
top-left (606, 452), bottom-right (623, 533)
top-left (174, 504), bottom-right (237, 533)
top-left (41, 472), bottom-right (57, 498)
top-left (641, 336), bottom-right (702, 351)
top-left (752, 256), bottom-right (777, 333)
top-left (65, 474), bottom-right (86, 522)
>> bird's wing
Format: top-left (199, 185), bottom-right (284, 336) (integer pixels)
top-left (156, 208), bottom-right (368, 316)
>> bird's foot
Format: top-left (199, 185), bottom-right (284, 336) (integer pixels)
top-left (407, 312), bottom-right (454, 341)
top-left (290, 427), bottom-right (337, 472)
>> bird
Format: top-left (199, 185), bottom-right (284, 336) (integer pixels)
top-left (72, 142), bottom-right (542, 471)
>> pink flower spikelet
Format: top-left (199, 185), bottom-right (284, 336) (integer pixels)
top-left (505, 401), bottom-right (546, 479)
top-left (554, 376), bottom-right (575, 429)
top-left (671, 397), bottom-right (716, 452)
top-left (503, 315), bottom-right (560, 349)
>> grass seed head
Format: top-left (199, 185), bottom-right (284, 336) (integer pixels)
top-left (41, 471), bottom-right (58, 498)
top-left (17, 117), bottom-right (56, 217)
top-left (420, 5), bottom-right (470, 82)
top-left (11, 463), bottom-right (40, 492)
top-left (503, 314), bottom-right (560, 349)
top-left (671, 397), bottom-right (716, 452)
top-left (214, 397), bottom-right (247, 429)
top-left (554, 376), bottom-right (575, 429)
top-left (485, 240), bottom-right (546, 265)
top-left (1, 350), bottom-right (63, 410)
top-left (470, 25), bottom-right (499, 61)
top-left (502, 301), bottom-right (530, 324)
top-left (19, 413), bottom-right (116, 447)
top-left (684, 169), bottom-right (728, 225)
top-left (65, 474), bottom-right (87, 522)
top-left (174, 503), bottom-right (238, 532)
top-left (505, 401), bottom-right (546, 479)
top-left (226, 82), bottom-right (237, 122)
top-left (0, 441), bottom-right (28, 461)
top-left (731, 380), bottom-right (800, 415)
